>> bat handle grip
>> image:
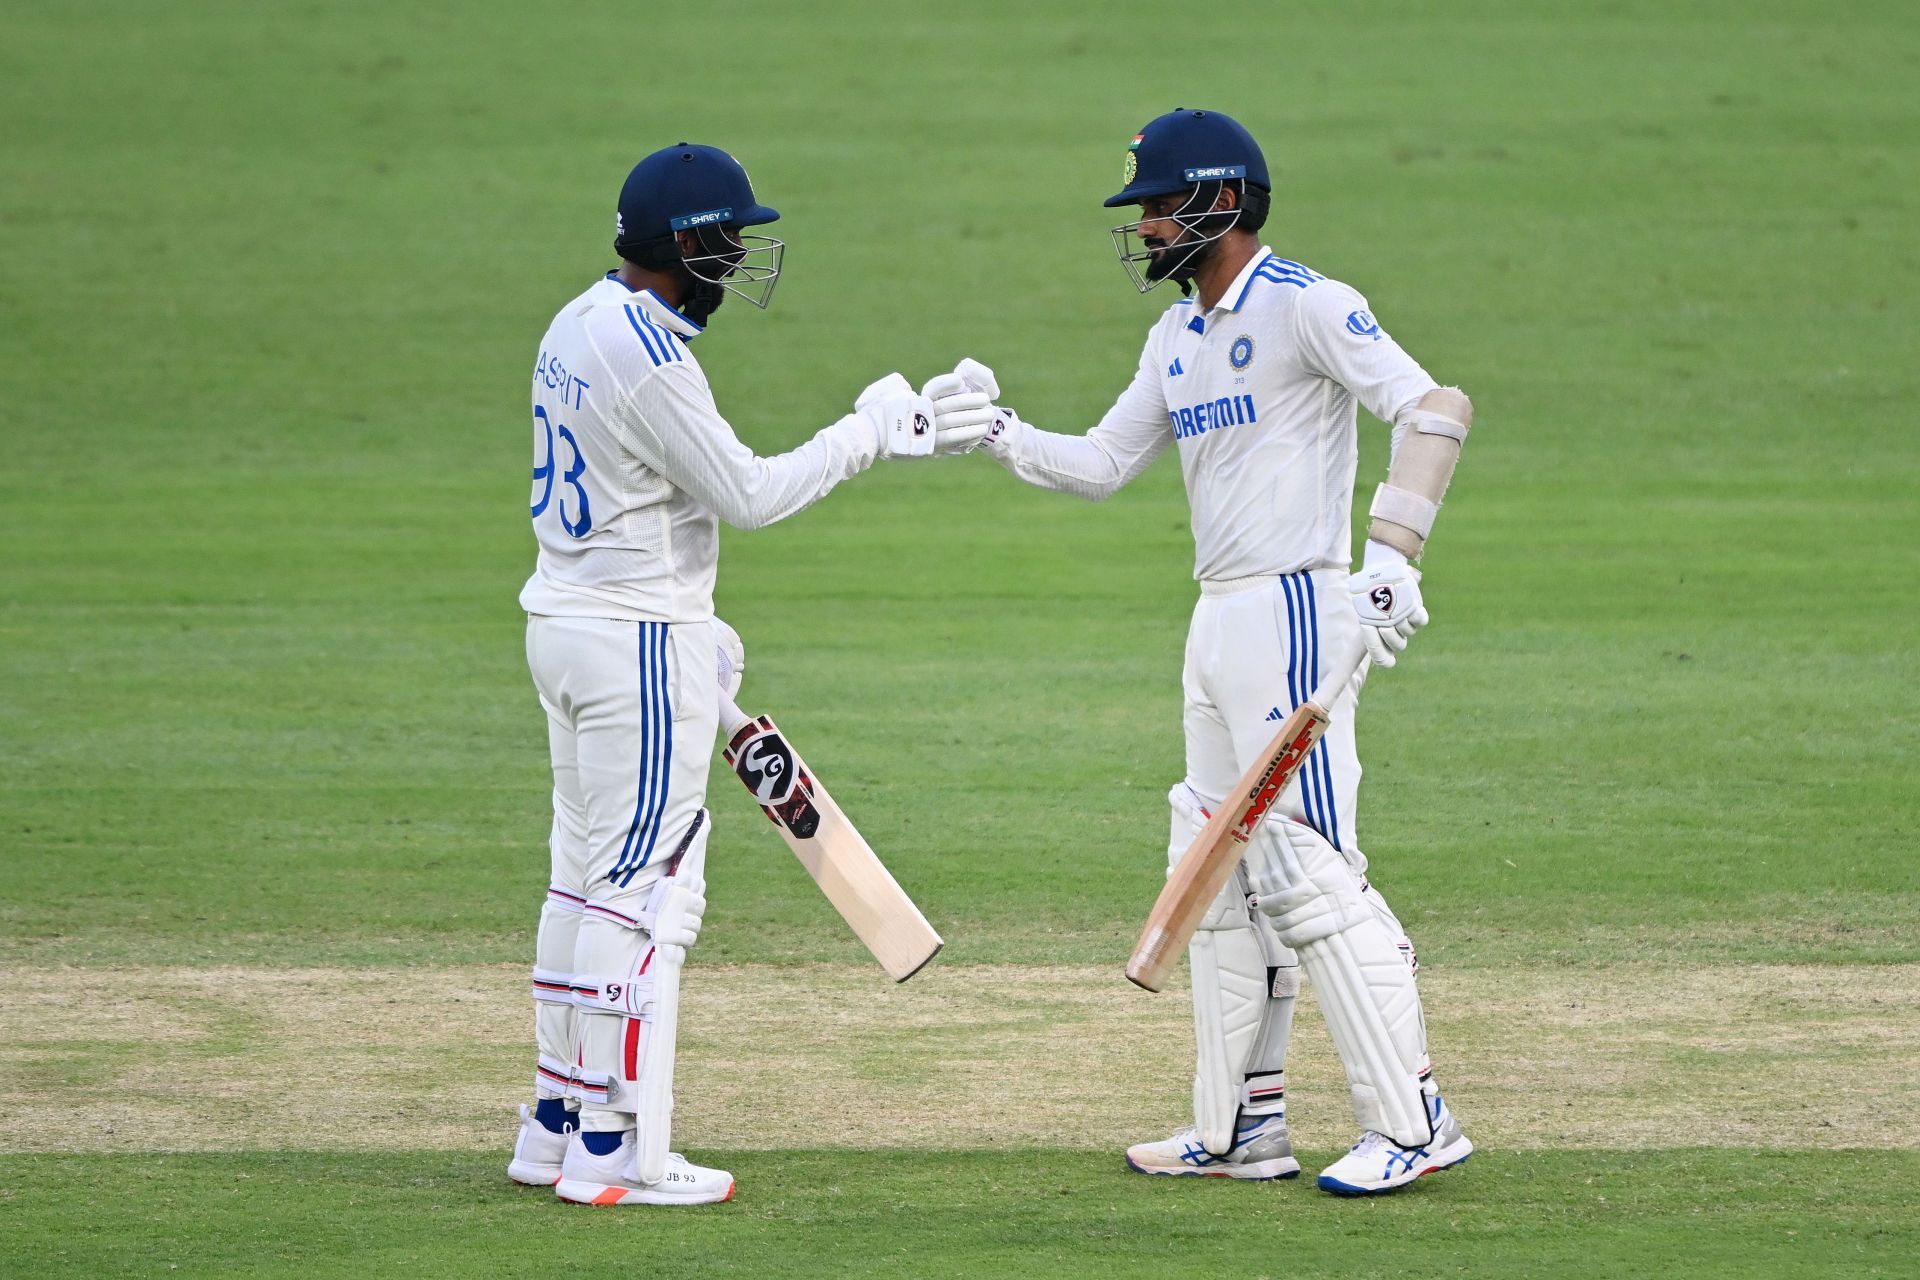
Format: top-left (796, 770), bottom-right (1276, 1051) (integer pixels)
top-left (717, 692), bottom-right (752, 738)
top-left (1307, 639), bottom-right (1369, 711)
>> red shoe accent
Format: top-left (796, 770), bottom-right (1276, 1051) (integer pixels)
top-left (591, 1187), bottom-right (628, 1205)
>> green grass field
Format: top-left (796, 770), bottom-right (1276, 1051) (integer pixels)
top-left (3, 0), bottom-right (1917, 1275)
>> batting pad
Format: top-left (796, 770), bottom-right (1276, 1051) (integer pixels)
top-left (1172, 784), bottom-right (1298, 1155)
top-left (1250, 818), bottom-right (1431, 1147)
top-left (533, 887), bottom-right (584, 1087)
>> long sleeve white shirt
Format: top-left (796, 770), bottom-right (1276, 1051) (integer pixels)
top-left (519, 275), bottom-right (878, 622)
top-left (988, 247), bottom-right (1437, 579)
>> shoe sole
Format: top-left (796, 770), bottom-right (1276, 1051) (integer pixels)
top-left (555, 1176), bottom-right (736, 1206)
top-left (507, 1160), bottom-right (562, 1186)
top-left (1316, 1136), bottom-right (1473, 1196)
top-left (1125, 1155), bottom-right (1301, 1181)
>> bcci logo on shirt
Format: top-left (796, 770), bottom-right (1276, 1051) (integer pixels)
top-left (1229, 335), bottom-right (1255, 370)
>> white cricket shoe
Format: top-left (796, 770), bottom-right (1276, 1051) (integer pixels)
top-left (507, 1103), bottom-right (572, 1186)
top-left (1316, 1092), bottom-right (1472, 1195)
top-left (1124, 1112), bottom-right (1301, 1180)
top-left (554, 1130), bottom-right (735, 1206)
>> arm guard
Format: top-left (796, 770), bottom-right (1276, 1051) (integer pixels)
top-left (1366, 386), bottom-right (1473, 559)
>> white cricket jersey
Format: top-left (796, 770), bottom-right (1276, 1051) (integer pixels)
top-left (988, 246), bottom-right (1438, 579)
top-left (518, 275), bottom-right (880, 623)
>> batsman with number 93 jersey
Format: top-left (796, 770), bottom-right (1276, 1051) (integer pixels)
top-left (948, 108), bottom-right (1477, 1196)
top-left (507, 142), bottom-right (965, 1207)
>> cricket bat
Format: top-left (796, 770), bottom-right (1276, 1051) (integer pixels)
top-left (1126, 641), bottom-right (1369, 993)
top-left (719, 695), bottom-right (943, 982)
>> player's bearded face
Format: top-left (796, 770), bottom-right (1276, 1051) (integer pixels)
top-left (1136, 184), bottom-right (1235, 284)
top-left (679, 221), bottom-right (784, 321)
top-left (1141, 227), bottom-right (1193, 282)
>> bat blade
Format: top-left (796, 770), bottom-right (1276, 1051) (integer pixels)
top-left (722, 709), bottom-right (943, 982)
top-left (1125, 703), bottom-right (1329, 992)
top-left (1125, 640), bottom-right (1366, 994)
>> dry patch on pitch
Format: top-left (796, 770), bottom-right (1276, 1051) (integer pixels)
top-left (2, 962), bottom-right (1914, 1154)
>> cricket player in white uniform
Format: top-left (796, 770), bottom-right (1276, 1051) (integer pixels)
top-left (505, 143), bottom-right (985, 1205)
top-left (925, 109), bottom-right (1476, 1194)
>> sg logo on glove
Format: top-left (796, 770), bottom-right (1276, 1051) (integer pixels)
top-left (913, 412), bottom-right (930, 437)
top-left (1369, 585), bottom-right (1396, 613)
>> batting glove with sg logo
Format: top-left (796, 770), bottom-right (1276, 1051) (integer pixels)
top-left (1348, 556), bottom-right (1428, 668)
top-left (853, 373), bottom-right (938, 459)
top-left (921, 359), bottom-right (998, 455)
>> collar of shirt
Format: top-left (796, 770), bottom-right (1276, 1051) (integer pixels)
top-left (1204, 244), bottom-right (1278, 317)
top-left (600, 271), bottom-right (704, 340)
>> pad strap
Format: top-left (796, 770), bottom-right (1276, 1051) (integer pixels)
top-left (1405, 406), bottom-right (1469, 442)
top-left (572, 1068), bottom-right (615, 1106)
top-left (1241, 1071), bottom-right (1287, 1116)
top-left (531, 967), bottom-right (574, 1006)
top-left (574, 966), bottom-right (658, 1019)
top-left (1368, 484), bottom-right (1438, 539)
top-left (535, 1053), bottom-right (574, 1098)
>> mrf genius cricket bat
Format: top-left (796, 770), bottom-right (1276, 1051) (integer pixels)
top-left (1126, 641), bottom-right (1368, 993)
top-left (720, 695), bottom-right (943, 982)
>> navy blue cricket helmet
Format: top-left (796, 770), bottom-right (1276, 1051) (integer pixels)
top-left (1105, 108), bottom-right (1269, 207)
top-left (614, 143), bottom-right (784, 318)
top-left (1105, 109), bottom-right (1270, 293)
top-left (616, 143), bottom-right (779, 243)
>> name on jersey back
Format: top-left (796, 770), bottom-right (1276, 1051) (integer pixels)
top-left (535, 349), bottom-right (591, 412)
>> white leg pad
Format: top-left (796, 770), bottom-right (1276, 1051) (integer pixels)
top-left (1173, 784), bottom-right (1299, 1155)
top-left (629, 813), bottom-right (708, 1186)
top-left (1241, 908), bottom-right (1299, 1116)
top-left (1249, 818), bottom-right (1431, 1147)
top-left (570, 811), bottom-right (709, 1177)
top-left (533, 886), bottom-right (584, 1096)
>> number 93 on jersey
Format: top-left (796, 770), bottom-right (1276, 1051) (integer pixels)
top-left (530, 404), bottom-right (593, 538)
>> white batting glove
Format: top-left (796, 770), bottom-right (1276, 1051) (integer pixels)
top-left (977, 404), bottom-right (1021, 454)
top-left (645, 879), bottom-right (707, 950)
top-left (712, 617), bottom-right (744, 699)
top-left (853, 372), bottom-right (936, 459)
top-left (1348, 543), bottom-right (1428, 669)
top-left (921, 358), bottom-right (998, 454)
top-left (643, 850), bottom-right (708, 950)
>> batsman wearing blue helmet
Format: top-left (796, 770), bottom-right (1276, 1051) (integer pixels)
top-left (925, 109), bottom-right (1476, 1195)
top-left (508, 143), bottom-right (989, 1206)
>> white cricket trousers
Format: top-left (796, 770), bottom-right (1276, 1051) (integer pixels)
top-left (522, 614), bottom-right (718, 1124)
top-left (1183, 570), bottom-right (1364, 858)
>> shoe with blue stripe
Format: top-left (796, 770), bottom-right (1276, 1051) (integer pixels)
top-left (1316, 1092), bottom-right (1472, 1195)
top-left (1124, 1112), bottom-right (1300, 1180)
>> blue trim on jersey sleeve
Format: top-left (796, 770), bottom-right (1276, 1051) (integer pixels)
top-left (1229, 252), bottom-right (1328, 309)
top-left (625, 305), bottom-right (666, 366)
top-left (638, 308), bottom-right (682, 362)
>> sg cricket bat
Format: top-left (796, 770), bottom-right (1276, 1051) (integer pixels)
top-left (720, 695), bottom-right (943, 982)
top-left (1126, 641), bottom-right (1369, 993)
